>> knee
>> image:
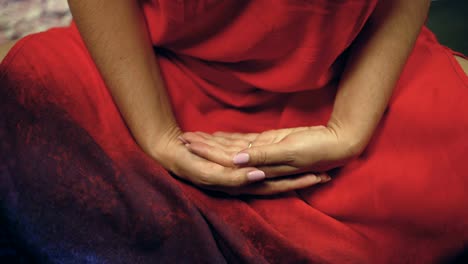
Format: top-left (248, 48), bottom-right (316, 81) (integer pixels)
top-left (0, 28), bottom-right (94, 110)
top-left (1, 27), bottom-right (84, 79)
top-left (0, 33), bottom-right (45, 83)
top-left (0, 35), bottom-right (50, 111)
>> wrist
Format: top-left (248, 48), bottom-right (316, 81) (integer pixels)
top-left (144, 124), bottom-right (183, 169)
top-left (326, 117), bottom-right (370, 157)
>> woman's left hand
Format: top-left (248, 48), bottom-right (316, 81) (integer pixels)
top-left (180, 125), bottom-right (366, 180)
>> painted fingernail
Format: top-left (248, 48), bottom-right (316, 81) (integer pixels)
top-left (178, 136), bottom-right (189, 144)
top-left (320, 175), bottom-right (332, 183)
top-left (247, 170), bottom-right (265, 181)
top-left (233, 153), bottom-right (250, 165)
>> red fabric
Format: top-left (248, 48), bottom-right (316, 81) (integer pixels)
top-left (142, 0), bottom-right (378, 131)
top-left (1, 0), bottom-right (468, 263)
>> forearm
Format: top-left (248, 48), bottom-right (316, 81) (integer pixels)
top-left (329, 0), bottom-right (430, 152)
top-left (68, 0), bottom-right (179, 158)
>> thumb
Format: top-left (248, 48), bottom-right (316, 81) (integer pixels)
top-left (232, 143), bottom-right (292, 166)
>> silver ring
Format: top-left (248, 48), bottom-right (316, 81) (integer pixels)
top-left (247, 142), bottom-right (253, 149)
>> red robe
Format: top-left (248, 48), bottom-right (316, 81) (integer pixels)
top-left (1, 0), bottom-right (467, 263)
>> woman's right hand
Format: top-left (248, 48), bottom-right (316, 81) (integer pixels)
top-left (149, 128), bottom-right (324, 196)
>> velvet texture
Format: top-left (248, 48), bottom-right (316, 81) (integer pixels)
top-left (1, 1), bottom-right (468, 263)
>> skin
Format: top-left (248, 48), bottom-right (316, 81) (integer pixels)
top-left (1, 0), bottom-right (467, 195)
top-left (67, 0), bottom-right (281, 195)
top-left (181, 0), bottom-right (438, 189)
top-left (456, 56), bottom-right (468, 74)
top-left (0, 41), bottom-right (17, 63)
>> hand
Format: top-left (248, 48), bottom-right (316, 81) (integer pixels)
top-left (148, 127), bottom-right (325, 196)
top-left (181, 125), bottom-right (364, 180)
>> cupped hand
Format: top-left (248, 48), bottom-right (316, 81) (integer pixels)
top-left (148, 128), bottom-right (325, 196)
top-left (181, 125), bottom-right (364, 181)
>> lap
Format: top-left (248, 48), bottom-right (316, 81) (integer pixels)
top-left (3, 26), bottom-right (468, 199)
top-left (0, 26), bottom-right (138, 153)
top-left (299, 32), bottom-right (468, 251)
top-left (3, 25), bottom-right (468, 215)
top-left (1, 25), bottom-right (468, 263)
top-left (0, 28), bottom-right (218, 263)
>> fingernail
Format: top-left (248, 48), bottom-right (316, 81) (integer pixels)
top-left (178, 136), bottom-right (189, 144)
top-left (233, 153), bottom-right (250, 165)
top-left (320, 175), bottom-right (332, 183)
top-left (247, 170), bottom-right (265, 181)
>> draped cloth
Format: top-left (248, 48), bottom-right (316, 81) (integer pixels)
top-left (1, 0), bottom-right (468, 263)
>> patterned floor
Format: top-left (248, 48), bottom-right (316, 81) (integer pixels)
top-left (0, 0), bottom-right (71, 45)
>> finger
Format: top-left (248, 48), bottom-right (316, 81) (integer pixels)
top-left (233, 142), bottom-right (294, 167)
top-left (170, 144), bottom-right (270, 195)
top-left (194, 131), bottom-right (214, 140)
top-left (197, 132), bottom-right (250, 149)
top-left (234, 173), bottom-right (329, 196)
top-left (251, 164), bottom-right (333, 180)
top-left (183, 132), bottom-right (246, 150)
top-left (182, 132), bottom-right (209, 144)
top-left (257, 164), bottom-right (301, 178)
top-left (191, 165), bottom-right (266, 189)
top-left (176, 152), bottom-right (266, 189)
top-left (319, 173), bottom-right (332, 183)
top-left (217, 138), bottom-right (251, 149)
top-left (177, 136), bottom-right (190, 145)
top-left (188, 136), bottom-right (243, 154)
top-left (255, 164), bottom-right (333, 179)
top-left (186, 141), bottom-right (235, 167)
top-left (212, 131), bottom-right (259, 142)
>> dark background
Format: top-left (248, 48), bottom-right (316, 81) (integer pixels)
top-left (427, 0), bottom-right (468, 54)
